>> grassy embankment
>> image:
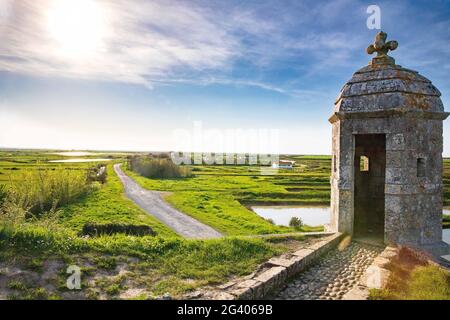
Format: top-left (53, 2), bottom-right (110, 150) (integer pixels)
top-left (0, 226), bottom-right (283, 298)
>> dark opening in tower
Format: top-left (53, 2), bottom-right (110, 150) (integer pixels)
top-left (354, 134), bottom-right (386, 239)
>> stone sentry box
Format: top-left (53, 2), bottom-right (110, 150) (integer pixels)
top-left (329, 31), bottom-right (449, 246)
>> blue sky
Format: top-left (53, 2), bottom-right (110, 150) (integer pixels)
top-left (0, 0), bottom-right (449, 155)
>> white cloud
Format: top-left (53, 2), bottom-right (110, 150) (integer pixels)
top-left (0, 0), bottom-right (240, 85)
top-left (0, 0), bottom-right (448, 100)
top-left (0, 0), bottom-right (368, 92)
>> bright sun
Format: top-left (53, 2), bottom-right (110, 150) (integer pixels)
top-left (46, 0), bottom-right (106, 59)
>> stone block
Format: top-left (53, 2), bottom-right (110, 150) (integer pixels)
top-left (386, 167), bottom-right (410, 184)
top-left (236, 279), bottom-right (264, 299)
top-left (218, 280), bottom-right (237, 290)
top-left (254, 266), bottom-right (287, 296)
top-left (337, 165), bottom-right (352, 189)
top-left (386, 133), bottom-right (406, 151)
top-left (307, 241), bottom-right (329, 252)
top-left (379, 247), bottom-right (398, 260)
top-left (292, 248), bottom-right (315, 260)
top-left (385, 184), bottom-right (418, 195)
top-left (210, 292), bottom-right (236, 300)
top-left (342, 285), bottom-right (369, 300)
top-left (385, 195), bottom-right (404, 214)
top-left (267, 257), bottom-right (297, 269)
top-left (339, 149), bottom-right (353, 167)
top-left (386, 150), bottom-right (404, 167)
top-left (288, 255), bottom-right (308, 276)
top-left (360, 265), bottom-right (391, 289)
top-left (372, 256), bottom-right (391, 268)
top-left (230, 287), bottom-right (252, 300)
top-left (254, 266), bottom-right (286, 283)
top-left (267, 257), bottom-right (302, 278)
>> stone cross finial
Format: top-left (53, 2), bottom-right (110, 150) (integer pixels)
top-left (366, 31), bottom-right (398, 65)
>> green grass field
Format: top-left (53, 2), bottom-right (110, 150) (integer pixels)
top-left (123, 155), bottom-right (331, 235)
top-left (0, 150), bottom-right (312, 298)
top-left (60, 165), bottom-right (178, 237)
top-left (0, 150), bottom-right (449, 299)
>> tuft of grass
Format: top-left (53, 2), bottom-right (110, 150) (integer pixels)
top-left (7, 280), bottom-right (57, 300)
top-left (369, 248), bottom-right (450, 300)
top-left (105, 284), bottom-right (121, 296)
top-left (8, 280), bottom-right (27, 291)
top-left (94, 256), bottom-right (117, 270)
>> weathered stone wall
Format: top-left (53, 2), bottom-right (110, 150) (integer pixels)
top-left (330, 121), bottom-right (354, 235)
top-left (329, 33), bottom-right (449, 249)
top-left (330, 114), bottom-right (445, 246)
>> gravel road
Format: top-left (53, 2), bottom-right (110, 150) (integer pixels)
top-left (114, 164), bottom-right (222, 239)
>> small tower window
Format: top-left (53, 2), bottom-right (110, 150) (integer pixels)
top-left (360, 156), bottom-right (369, 172)
top-left (417, 158), bottom-right (426, 177)
top-left (333, 155), bottom-right (337, 172)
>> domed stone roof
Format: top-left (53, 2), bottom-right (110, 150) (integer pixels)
top-left (334, 32), bottom-right (444, 114)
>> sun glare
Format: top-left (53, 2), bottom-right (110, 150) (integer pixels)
top-left (46, 0), bottom-right (106, 59)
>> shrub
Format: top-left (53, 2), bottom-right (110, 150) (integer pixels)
top-left (88, 165), bottom-right (107, 184)
top-left (81, 223), bottom-right (157, 237)
top-left (129, 156), bottom-right (191, 179)
top-left (265, 218), bottom-right (275, 225)
top-left (289, 217), bottom-right (303, 229)
top-left (0, 193), bottom-right (27, 228)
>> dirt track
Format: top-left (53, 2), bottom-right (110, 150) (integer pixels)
top-left (114, 164), bottom-right (222, 239)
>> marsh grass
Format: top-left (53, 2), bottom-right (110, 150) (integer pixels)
top-left (129, 156), bottom-right (191, 179)
top-left (2, 168), bottom-right (92, 217)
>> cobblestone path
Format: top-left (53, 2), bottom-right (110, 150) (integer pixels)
top-left (276, 242), bottom-right (383, 300)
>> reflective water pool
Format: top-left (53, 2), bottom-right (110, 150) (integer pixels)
top-left (51, 152), bottom-right (98, 157)
top-left (252, 206), bottom-right (450, 242)
top-left (251, 206), bottom-right (330, 227)
top-left (444, 229), bottom-right (450, 244)
top-left (49, 158), bottom-right (112, 163)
